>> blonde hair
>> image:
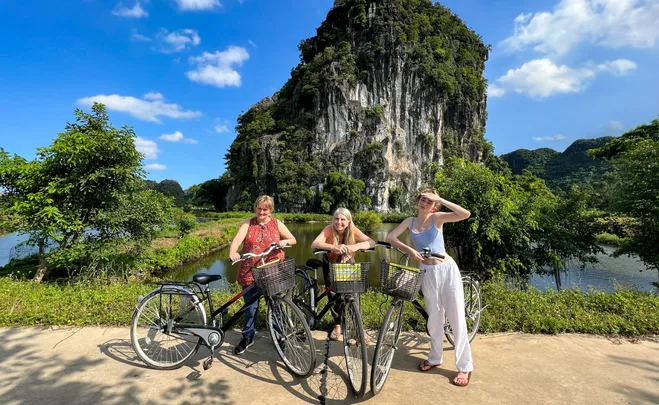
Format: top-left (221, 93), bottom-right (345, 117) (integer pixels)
top-left (332, 207), bottom-right (355, 246)
top-left (416, 188), bottom-right (438, 202)
top-left (253, 195), bottom-right (275, 212)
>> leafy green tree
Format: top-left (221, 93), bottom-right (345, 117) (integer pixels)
top-left (318, 170), bottom-right (371, 213)
top-left (0, 103), bottom-right (174, 282)
top-left (434, 158), bottom-right (603, 281)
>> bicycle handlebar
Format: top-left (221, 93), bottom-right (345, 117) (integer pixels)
top-left (312, 246), bottom-right (376, 256)
top-left (376, 241), bottom-right (445, 259)
top-left (231, 243), bottom-right (290, 265)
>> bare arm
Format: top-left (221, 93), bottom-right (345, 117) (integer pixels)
top-left (229, 219), bottom-right (250, 261)
top-left (277, 220), bottom-right (297, 246)
top-left (434, 197), bottom-right (470, 224)
top-left (348, 225), bottom-right (375, 253)
top-left (385, 217), bottom-right (424, 262)
top-left (311, 226), bottom-right (340, 253)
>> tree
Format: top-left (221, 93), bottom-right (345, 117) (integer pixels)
top-left (317, 170), bottom-right (371, 213)
top-left (589, 118), bottom-right (659, 277)
top-left (0, 103), bottom-right (174, 282)
top-left (434, 158), bottom-right (603, 282)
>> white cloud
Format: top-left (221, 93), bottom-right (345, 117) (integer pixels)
top-left (156, 28), bottom-right (201, 53)
top-left (490, 58), bottom-right (637, 99)
top-left (175, 0), bottom-right (222, 11)
top-left (501, 0), bottom-right (659, 56)
top-left (533, 134), bottom-right (568, 142)
top-left (495, 59), bottom-right (595, 98)
top-left (596, 59), bottom-right (637, 76)
top-left (131, 29), bottom-right (151, 41)
top-left (158, 130), bottom-right (198, 144)
top-left (487, 83), bottom-right (506, 98)
top-left (248, 40), bottom-right (256, 48)
top-left (214, 123), bottom-right (229, 133)
top-left (135, 137), bottom-right (159, 159)
top-left (145, 163), bottom-right (167, 171)
top-left (186, 46), bottom-right (249, 88)
top-left (112, 2), bottom-right (148, 18)
top-left (143, 92), bottom-right (163, 100)
top-left (601, 120), bottom-right (625, 135)
top-left (77, 93), bottom-right (202, 123)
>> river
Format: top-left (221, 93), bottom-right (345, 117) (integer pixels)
top-left (1, 223), bottom-right (655, 292)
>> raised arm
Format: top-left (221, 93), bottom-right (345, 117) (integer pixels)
top-left (385, 217), bottom-right (424, 262)
top-left (277, 220), bottom-right (297, 246)
top-left (433, 196), bottom-right (470, 224)
top-left (229, 219), bottom-right (251, 262)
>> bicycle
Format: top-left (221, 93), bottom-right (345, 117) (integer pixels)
top-left (370, 241), bottom-right (484, 395)
top-left (290, 248), bottom-right (374, 398)
top-left (130, 243), bottom-right (317, 377)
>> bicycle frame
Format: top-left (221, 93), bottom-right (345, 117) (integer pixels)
top-left (294, 264), bottom-right (354, 327)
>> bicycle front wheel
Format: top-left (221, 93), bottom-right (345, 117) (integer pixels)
top-left (130, 287), bottom-right (205, 370)
top-left (266, 295), bottom-right (317, 378)
top-left (341, 296), bottom-right (368, 398)
top-left (445, 276), bottom-right (481, 346)
top-left (371, 300), bottom-right (404, 395)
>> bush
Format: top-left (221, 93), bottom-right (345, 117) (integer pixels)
top-left (353, 210), bottom-right (382, 232)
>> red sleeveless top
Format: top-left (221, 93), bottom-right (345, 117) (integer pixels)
top-left (238, 217), bottom-right (285, 287)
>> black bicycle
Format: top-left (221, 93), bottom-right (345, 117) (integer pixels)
top-left (130, 243), bottom-right (317, 377)
top-left (370, 241), bottom-right (484, 395)
top-left (290, 248), bottom-right (373, 398)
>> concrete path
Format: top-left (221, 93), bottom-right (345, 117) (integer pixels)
top-left (0, 327), bottom-right (657, 405)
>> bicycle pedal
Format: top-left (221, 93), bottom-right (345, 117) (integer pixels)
top-left (203, 357), bottom-right (213, 370)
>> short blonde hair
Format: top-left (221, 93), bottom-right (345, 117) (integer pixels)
top-left (253, 195), bottom-right (275, 212)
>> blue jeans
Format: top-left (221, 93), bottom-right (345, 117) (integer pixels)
top-left (241, 284), bottom-right (260, 339)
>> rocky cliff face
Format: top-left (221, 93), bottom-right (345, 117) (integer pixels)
top-left (224, 0), bottom-right (490, 212)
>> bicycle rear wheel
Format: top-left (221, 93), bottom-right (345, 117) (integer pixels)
top-left (445, 276), bottom-right (481, 346)
top-left (341, 296), bottom-right (368, 398)
top-left (266, 295), bottom-right (317, 378)
top-left (130, 287), bottom-right (205, 370)
top-left (291, 268), bottom-right (316, 328)
top-left (371, 300), bottom-right (404, 395)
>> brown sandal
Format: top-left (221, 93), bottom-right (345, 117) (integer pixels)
top-left (453, 371), bottom-right (472, 387)
top-left (418, 359), bottom-right (440, 372)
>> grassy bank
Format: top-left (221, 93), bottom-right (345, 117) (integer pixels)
top-left (2, 277), bottom-right (656, 336)
top-left (595, 232), bottom-right (628, 247)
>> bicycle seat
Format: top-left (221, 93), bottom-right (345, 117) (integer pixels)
top-left (306, 258), bottom-right (323, 269)
top-left (193, 273), bottom-right (223, 285)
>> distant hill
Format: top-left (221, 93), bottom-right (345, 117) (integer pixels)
top-left (501, 137), bottom-right (615, 190)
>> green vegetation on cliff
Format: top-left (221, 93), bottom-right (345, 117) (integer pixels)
top-left (223, 0), bottom-right (490, 212)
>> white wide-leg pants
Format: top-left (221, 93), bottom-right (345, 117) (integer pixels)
top-left (421, 258), bottom-right (474, 372)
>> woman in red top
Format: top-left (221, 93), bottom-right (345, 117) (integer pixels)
top-left (229, 195), bottom-right (296, 355)
top-left (311, 207), bottom-right (374, 341)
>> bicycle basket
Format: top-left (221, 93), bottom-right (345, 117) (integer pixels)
top-left (251, 257), bottom-right (296, 297)
top-left (379, 260), bottom-right (423, 301)
top-left (328, 262), bottom-right (370, 294)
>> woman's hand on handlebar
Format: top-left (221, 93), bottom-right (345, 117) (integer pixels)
top-left (410, 248), bottom-right (424, 262)
top-left (229, 252), bottom-right (241, 262)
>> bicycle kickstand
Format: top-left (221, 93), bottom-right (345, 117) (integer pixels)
top-left (203, 344), bottom-right (216, 370)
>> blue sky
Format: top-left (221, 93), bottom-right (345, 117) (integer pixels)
top-left (1, 0), bottom-right (658, 189)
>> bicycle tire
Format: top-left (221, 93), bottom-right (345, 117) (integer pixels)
top-left (341, 296), bottom-right (368, 398)
top-left (445, 276), bottom-right (481, 346)
top-left (266, 295), bottom-right (317, 378)
top-left (130, 287), bottom-right (205, 370)
top-left (291, 267), bottom-right (316, 328)
top-left (370, 300), bottom-right (404, 395)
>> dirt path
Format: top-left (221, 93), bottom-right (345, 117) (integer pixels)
top-left (0, 327), bottom-right (657, 405)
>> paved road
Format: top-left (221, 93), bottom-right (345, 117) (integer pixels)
top-left (0, 327), bottom-right (657, 404)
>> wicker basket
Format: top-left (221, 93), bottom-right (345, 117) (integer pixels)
top-left (328, 262), bottom-right (370, 294)
top-left (251, 257), bottom-right (296, 297)
top-left (379, 260), bottom-right (423, 301)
